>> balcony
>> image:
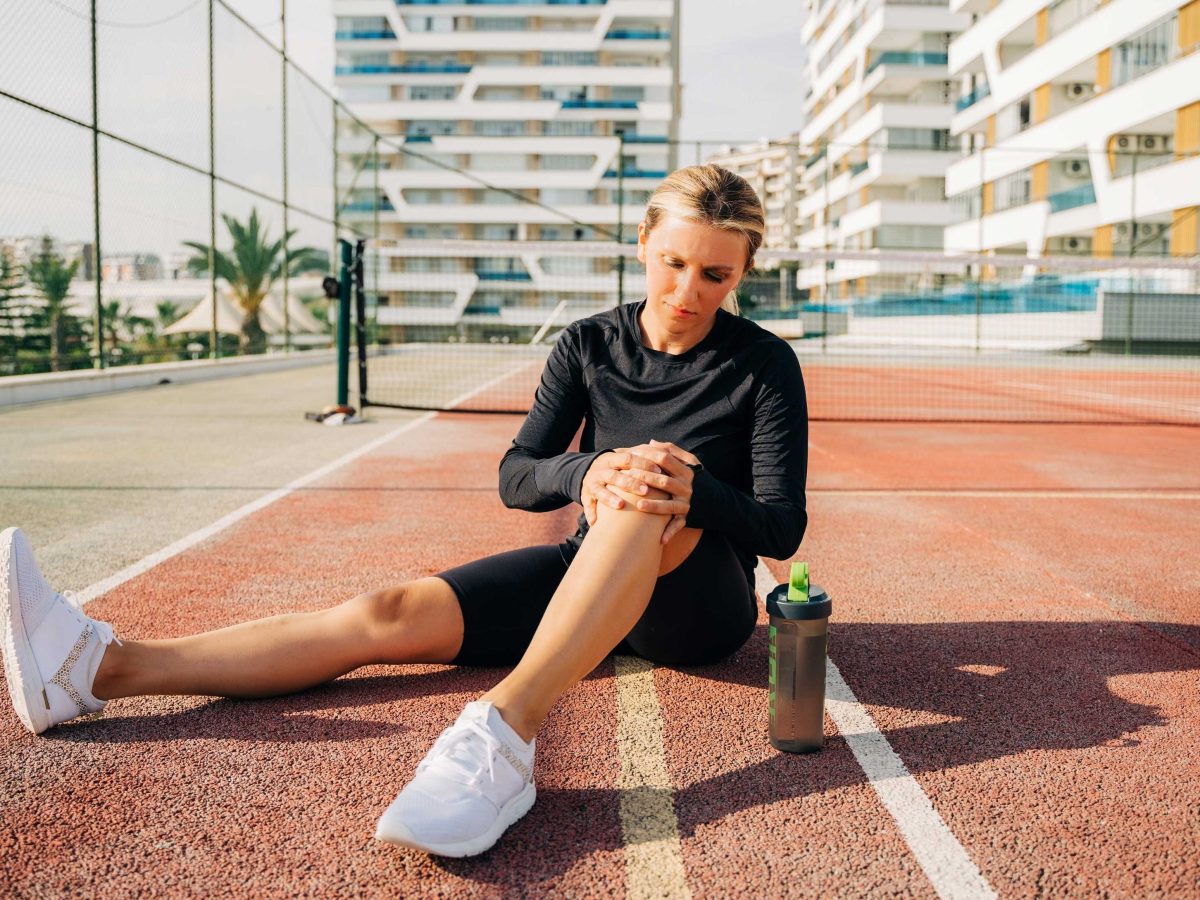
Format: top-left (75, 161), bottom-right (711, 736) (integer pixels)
top-left (955, 82), bottom-right (990, 112)
top-left (396, 0), bottom-right (605, 5)
top-left (620, 134), bottom-right (668, 143)
top-left (605, 30), bottom-right (670, 40)
top-left (602, 168), bottom-right (668, 179)
top-left (343, 198), bottom-right (395, 212)
top-left (476, 270), bottom-right (532, 281)
top-left (1047, 183), bottom-right (1096, 213)
top-left (849, 160), bottom-right (869, 177)
top-left (335, 31), bottom-right (397, 40)
top-left (561, 99), bottom-right (639, 109)
top-left (864, 51), bottom-right (947, 76)
top-left (335, 64), bottom-right (472, 75)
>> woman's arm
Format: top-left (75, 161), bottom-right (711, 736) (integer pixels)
top-left (605, 343), bottom-right (809, 560)
top-left (685, 343), bottom-right (809, 560)
top-left (498, 324), bottom-right (610, 512)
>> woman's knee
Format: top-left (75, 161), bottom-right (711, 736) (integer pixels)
top-left (343, 578), bottom-right (465, 662)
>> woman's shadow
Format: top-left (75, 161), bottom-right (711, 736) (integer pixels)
top-left (42, 618), bottom-right (1198, 890)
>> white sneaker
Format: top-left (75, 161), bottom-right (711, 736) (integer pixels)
top-left (375, 700), bottom-right (537, 857)
top-left (0, 527), bottom-right (122, 734)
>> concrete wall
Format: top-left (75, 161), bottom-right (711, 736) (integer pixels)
top-left (0, 350), bottom-right (337, 408)
top-left (1098, 291), bottom-right (1200, 341)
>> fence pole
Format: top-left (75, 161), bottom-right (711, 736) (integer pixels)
top-left (1125, 150), bottom-right (1138, 355)
top-left (281, 0), bottom-right (290, 353)
top-left (821, 146), bottom-right (830, 354)
top-left (336, 239), bottom-right (351, 407)
top-left (332, 97), bottom-right (339, 272)
top-left (616, 128), bottom-right (626, 306)
top-left (372, 135), bottom-right (380, 342)
top-left (975, 146), bottom-right (985, 354)
top-left (90, 0), bottom-right (104, 369)
top-left (208, 0), bottom-right (218, 359)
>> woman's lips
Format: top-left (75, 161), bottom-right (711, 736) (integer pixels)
top-left (667, 304), bottom-right (696, 317)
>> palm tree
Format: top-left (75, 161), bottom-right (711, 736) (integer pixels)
top-left (184, 209), bottom-right (329, 353)
top-left (25, 236), bottom-right (79, 372)
top-left (155, 300), bottom-right (180, 350)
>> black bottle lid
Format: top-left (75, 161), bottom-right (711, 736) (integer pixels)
top-left (766, 582), bottom-right (832, 620)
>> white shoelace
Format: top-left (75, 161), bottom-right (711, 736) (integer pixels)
top-left (60, 590), bottom-right (123, 647)
top-left (418, 718), bottom-right (518, 797)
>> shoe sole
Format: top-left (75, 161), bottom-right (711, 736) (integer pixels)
top-left (0, 527), bottom-right (50, 734)
top-left (376, 781), bottom-right (537, 858)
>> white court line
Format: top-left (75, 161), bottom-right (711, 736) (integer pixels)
top-left (76, 357), bottom-right (538, 606)
top-left (754, 566), bottom-right (996, 900)
top-left (1011, 382), bottom-right (1200, 415)
top-left (812, 489), bottom-right (1200, 500)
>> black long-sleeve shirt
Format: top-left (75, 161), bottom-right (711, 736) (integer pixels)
top-left (498, 298), bottom-right (809, 587)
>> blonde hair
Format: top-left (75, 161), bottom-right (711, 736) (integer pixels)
top-left (642, 164), bottom-right (766, 315)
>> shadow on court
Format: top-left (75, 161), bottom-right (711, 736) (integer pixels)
top-left (25, 619), bottom-right (1196, 892)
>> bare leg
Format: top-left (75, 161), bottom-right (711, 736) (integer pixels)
top-left (91, 577), bottom-right (466, 701)
top-left (481, 481), bottom-right (701, 742)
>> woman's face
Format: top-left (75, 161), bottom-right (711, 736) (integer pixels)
top-left (636, 214), bottom-right (748, 343)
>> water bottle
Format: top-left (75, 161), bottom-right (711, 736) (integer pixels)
top-left (767, 562), bottom-right (832, 753)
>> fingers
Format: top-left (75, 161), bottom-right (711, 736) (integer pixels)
top-left (627, 496), bottom-right (689, 517)
top-left (648, 439), bottom-right (701, 467)
top-left (661, 515), bottom-right (686, 544)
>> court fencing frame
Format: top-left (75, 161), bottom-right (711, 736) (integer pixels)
top-left (351, 240), bottom-right (1200, 426)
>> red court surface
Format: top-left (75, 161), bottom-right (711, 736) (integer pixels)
top-left (2, 411), bottom-right (1198, 896)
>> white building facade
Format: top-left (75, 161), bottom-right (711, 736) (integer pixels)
top-left (332, 0), bottom-right (679, 335)
top-left (797, 0), bottom-right (972, 299)
top-left (944, 0), bottom-right (1200, 259)
top-left (706, 137), bottom-right (804, 254)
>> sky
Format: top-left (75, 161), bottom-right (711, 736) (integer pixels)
top-left (0, 0), bottom-right (807, 260)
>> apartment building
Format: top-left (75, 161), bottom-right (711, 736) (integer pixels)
top-left (796, 0), bottom-right (972, 299)
top-left (332, 0), bottom-right (679, 335)
top-left (706, 136), bottom-right (804, 253)
top-left (943, 0), bottom-right (1200, 259)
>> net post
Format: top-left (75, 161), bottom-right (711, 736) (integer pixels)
top-left (1125, 150), bottom-right (1138, 355)
top-left (354, 238), bottom-right (368, 410)
top-left (336, 239), bottom-right (352, 407)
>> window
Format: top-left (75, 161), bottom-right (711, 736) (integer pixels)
top-left (404, 16), bottom-right (454, 33)
top-left (474, 121), bottom-right (527, 137)
top-left (544, 121), bottom-right (596, 136)
top-left (541, 52), bottom-right (598, 66)
top-left (479, 225), bottom-right (519, 240)
top-left (474, 17), bottom-right (527, 31)
top-left (476, 87), bottom-right (526, 102)
top-left (470, 154), bottom-right (528, 171)
top-left (539, 154), bottom-right (594, 170)
top-left (1112, 14), bottom-right (1178, 88)
top-left (406, 120), bottom-right (456, 136)
top-left (541, 188), bottom-right (592, 205)
top-left (409, 85), bottom-right (457, 101)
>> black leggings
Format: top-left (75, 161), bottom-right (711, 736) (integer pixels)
top-left (436, 529), bottom-right (757, 668)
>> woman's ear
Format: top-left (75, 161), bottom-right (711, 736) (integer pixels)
top-left (636, 221), bottom-right (648, 264)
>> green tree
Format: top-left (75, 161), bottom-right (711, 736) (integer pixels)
top-left (0, 246), bottom-right (24, 367)
top-left (155, 299), bottom-right (181, 350)
top-left (184, 209), bottom-right (329, 354)
top-left (25, 236), bottom-right (79, 372)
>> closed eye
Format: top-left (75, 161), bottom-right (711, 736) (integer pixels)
top-left (665, 258), bottom-right (728, 283)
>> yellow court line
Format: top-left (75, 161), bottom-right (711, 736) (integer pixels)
top-left (614, 654), bottom-right (692, 900)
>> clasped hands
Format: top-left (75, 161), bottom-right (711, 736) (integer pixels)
top-left (580, 439), bottom-right (701, 544)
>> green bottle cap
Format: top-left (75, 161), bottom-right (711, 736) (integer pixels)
top-left (787, 562), bottom-right (810, 602)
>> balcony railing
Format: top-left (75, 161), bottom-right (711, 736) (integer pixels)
top-left (335, 31), bottom-right (396, 40)
top-left (396, 0), bottom-right (605, 5)
top-left (602, 168), bottom-right (668, 179)
top-left (343, 199), bottom-right (395, 212)
top-left (561, 99), bottom-right (639, 109)
top-left (620, 134), bottom-right (668, 143)
top-left (605, 30), bottom-right (670, 40)
top-left (804, 147), bottom-right (827, 170)
top-left (1046, 182), bottom-right (1096, 213)
top-left (955, 82), bottom-right (991, 112)
top-left (476, 270), bottom-right (532, 281)
top-left (865, 51), bottom-right (948, 75)
top-left (336, 64), bottom-right (471, 74)
top-left (849, 160), bottom-right (869, 176)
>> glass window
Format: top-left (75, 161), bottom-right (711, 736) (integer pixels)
top-left (544, 121), bottom-right (596, 136)
top-left (474, 17), bottom-right (527, 31)
top-left (541, 52), bottom-right (598, 66)
top-left (409, 85), bottom-right (457, 101)
top-left (474, 121), bottom-right (527, 136)
top-left (539, 154), bottom-right (594, 170)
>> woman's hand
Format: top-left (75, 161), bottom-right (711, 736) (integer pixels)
top-left (581, 449), bottom-right (663, 527)
top-left (581, 439), bottom-right (701, 544)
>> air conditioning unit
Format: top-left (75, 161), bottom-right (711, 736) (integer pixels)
top-left (1113, 134), bottom-right (1135, 152)
top-left (1061, 159), bottom-right (1091, 179)
top-left (1139, 134), bottom-right (1169, 153)
top-left (1138, 222), bottom-right (1168, 239)
top-left (1063, 236), bottom-right (1092, 253)
top-left (1065, 83), bottom-right (1095, 101)
top-left (1113, 222), bottom-right (1134, 241)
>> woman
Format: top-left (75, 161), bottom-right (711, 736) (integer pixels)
top-left (0, 164), bottom-right (808, 858)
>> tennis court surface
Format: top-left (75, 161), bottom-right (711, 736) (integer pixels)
top-left (1, 362), bottom-right (1198, 897)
